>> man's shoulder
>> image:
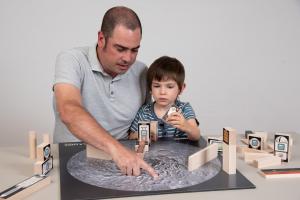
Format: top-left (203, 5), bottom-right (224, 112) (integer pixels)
top-left (58, 46), bottom-right (90, 60)
top-left (128, 60), bottom-right (147, 76)
top-left (133, 60), bottom-right (147, 68)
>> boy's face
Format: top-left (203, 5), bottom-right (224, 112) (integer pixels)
top-left (151, 78), bottom-right (181, 107)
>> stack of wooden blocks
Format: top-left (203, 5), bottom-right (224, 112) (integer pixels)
top-left (0, 131), bottom-right (53, 200)
top-left (238, 131), bottom-right (293, 169)
top-left (29, 131), bottom-right (53, 175)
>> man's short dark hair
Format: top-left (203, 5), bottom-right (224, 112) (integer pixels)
top-left (101, 6), bottom-right (142, 40)
top-left (147, 56), bottom-right (185, 91)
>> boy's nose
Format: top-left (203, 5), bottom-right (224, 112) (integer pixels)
top-left (160, 87), bottom-right (166, 94)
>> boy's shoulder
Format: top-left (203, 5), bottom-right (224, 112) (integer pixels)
top-left (138, 103), bottom-right (153, 113)
top-left (175, 100), bottom-right (191, 109)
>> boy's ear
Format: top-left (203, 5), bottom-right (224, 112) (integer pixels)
top-left (179, 83), bottom-right (186, 95)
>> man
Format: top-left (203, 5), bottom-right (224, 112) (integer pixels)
top-left (53, 6), bottom-right (158, 178)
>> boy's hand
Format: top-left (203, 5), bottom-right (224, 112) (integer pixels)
top-left (166, 112), bottom-right (200, 141)
top-left (166, 112), bottom-right (189, 132)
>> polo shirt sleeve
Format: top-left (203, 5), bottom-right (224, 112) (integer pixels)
top-left (54, 50), bottom-right (82, 89)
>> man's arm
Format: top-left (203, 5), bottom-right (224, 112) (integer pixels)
top-left (54, 83), bottom-right (158, 178)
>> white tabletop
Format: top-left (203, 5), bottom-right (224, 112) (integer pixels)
top-left (0, 133), bottom-right (299, 200)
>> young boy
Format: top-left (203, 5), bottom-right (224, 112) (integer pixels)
top-left (129, 56), bottom-right (200, 141)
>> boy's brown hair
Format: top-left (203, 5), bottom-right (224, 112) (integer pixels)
top-left (147, 56), bottom-right (185, 91)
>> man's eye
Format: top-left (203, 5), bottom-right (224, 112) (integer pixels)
top-left (132, 49), bottom-right (139, 53)
top-left (117, 48), bottom-right (125, 52)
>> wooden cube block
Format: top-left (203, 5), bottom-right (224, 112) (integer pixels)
top-left (253, 155), bottom-right (281, 169)
top-left (150, 121), bottom-right (158, 142)
top-left (244, 152), bottom-right (272, 163)
top-left (28, 131), bottom-right (37, 160)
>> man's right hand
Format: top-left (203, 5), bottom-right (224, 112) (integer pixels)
top-left (54, 84), bottom-right (158, 178)
top-left (110, 144), bottom-right (158, 179)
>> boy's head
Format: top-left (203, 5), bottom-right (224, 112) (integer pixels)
top-left (147, 56), bottom-right (185, 92)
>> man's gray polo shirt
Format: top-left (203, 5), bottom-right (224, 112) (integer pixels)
top-left (53, 45), bottom-right (148, 143)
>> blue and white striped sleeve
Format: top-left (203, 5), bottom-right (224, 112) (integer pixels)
top-left (182, 103), bottom-right (196, 119)
top-left (129, 107), bottom-right (144, 132)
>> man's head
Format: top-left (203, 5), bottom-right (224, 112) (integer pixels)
top-left (101, 6), bottom-right (142, 44)
top-left (97, 6), bottom-right (142, 77)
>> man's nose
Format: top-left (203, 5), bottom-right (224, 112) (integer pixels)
top-left (122, 51), bottom-right (133, 63)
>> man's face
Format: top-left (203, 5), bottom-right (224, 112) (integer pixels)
top-left (97, 25), bottom-right (141, 77)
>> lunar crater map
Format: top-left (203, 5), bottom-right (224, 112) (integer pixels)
top-left (67, 140), bottom-right (221, 191)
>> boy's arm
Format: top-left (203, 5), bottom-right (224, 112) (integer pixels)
top-left (184, 118), bottom-right (201, 140)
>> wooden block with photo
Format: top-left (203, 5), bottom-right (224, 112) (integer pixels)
top-left (34, 156), bottom-right (53, 175)
top-left (222, 127), bottom-right (237, 174)
top-left (36, 143), bottom-right (51, 162)
top-left (274, 133), bottom-right (292, 162)
top-left (138, 121), bottom-right (151, 145)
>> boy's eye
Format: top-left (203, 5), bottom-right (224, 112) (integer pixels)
top-left (153, 85), bottom-right (160, 88)
top-left (167, 85), bottom-right (175, 89)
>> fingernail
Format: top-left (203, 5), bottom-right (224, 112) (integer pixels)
top-left (153, 174), bottom-right (159, 180)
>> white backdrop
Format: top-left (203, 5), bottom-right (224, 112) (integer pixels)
top-left (1, 0), bottom-right (299, 146)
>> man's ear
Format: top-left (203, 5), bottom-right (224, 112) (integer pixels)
top-left (179, 83), bottom-right (186, 95)
top-left (97, 31), bottom-right (106, 48)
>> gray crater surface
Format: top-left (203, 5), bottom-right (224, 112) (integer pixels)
top-left (67, 140), bottom-right (221, 191)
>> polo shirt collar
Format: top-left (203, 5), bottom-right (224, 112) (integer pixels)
top-left (88, 44), bottom-right (104, 73)
top-left (88, 44), bottom-right (127, 81)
